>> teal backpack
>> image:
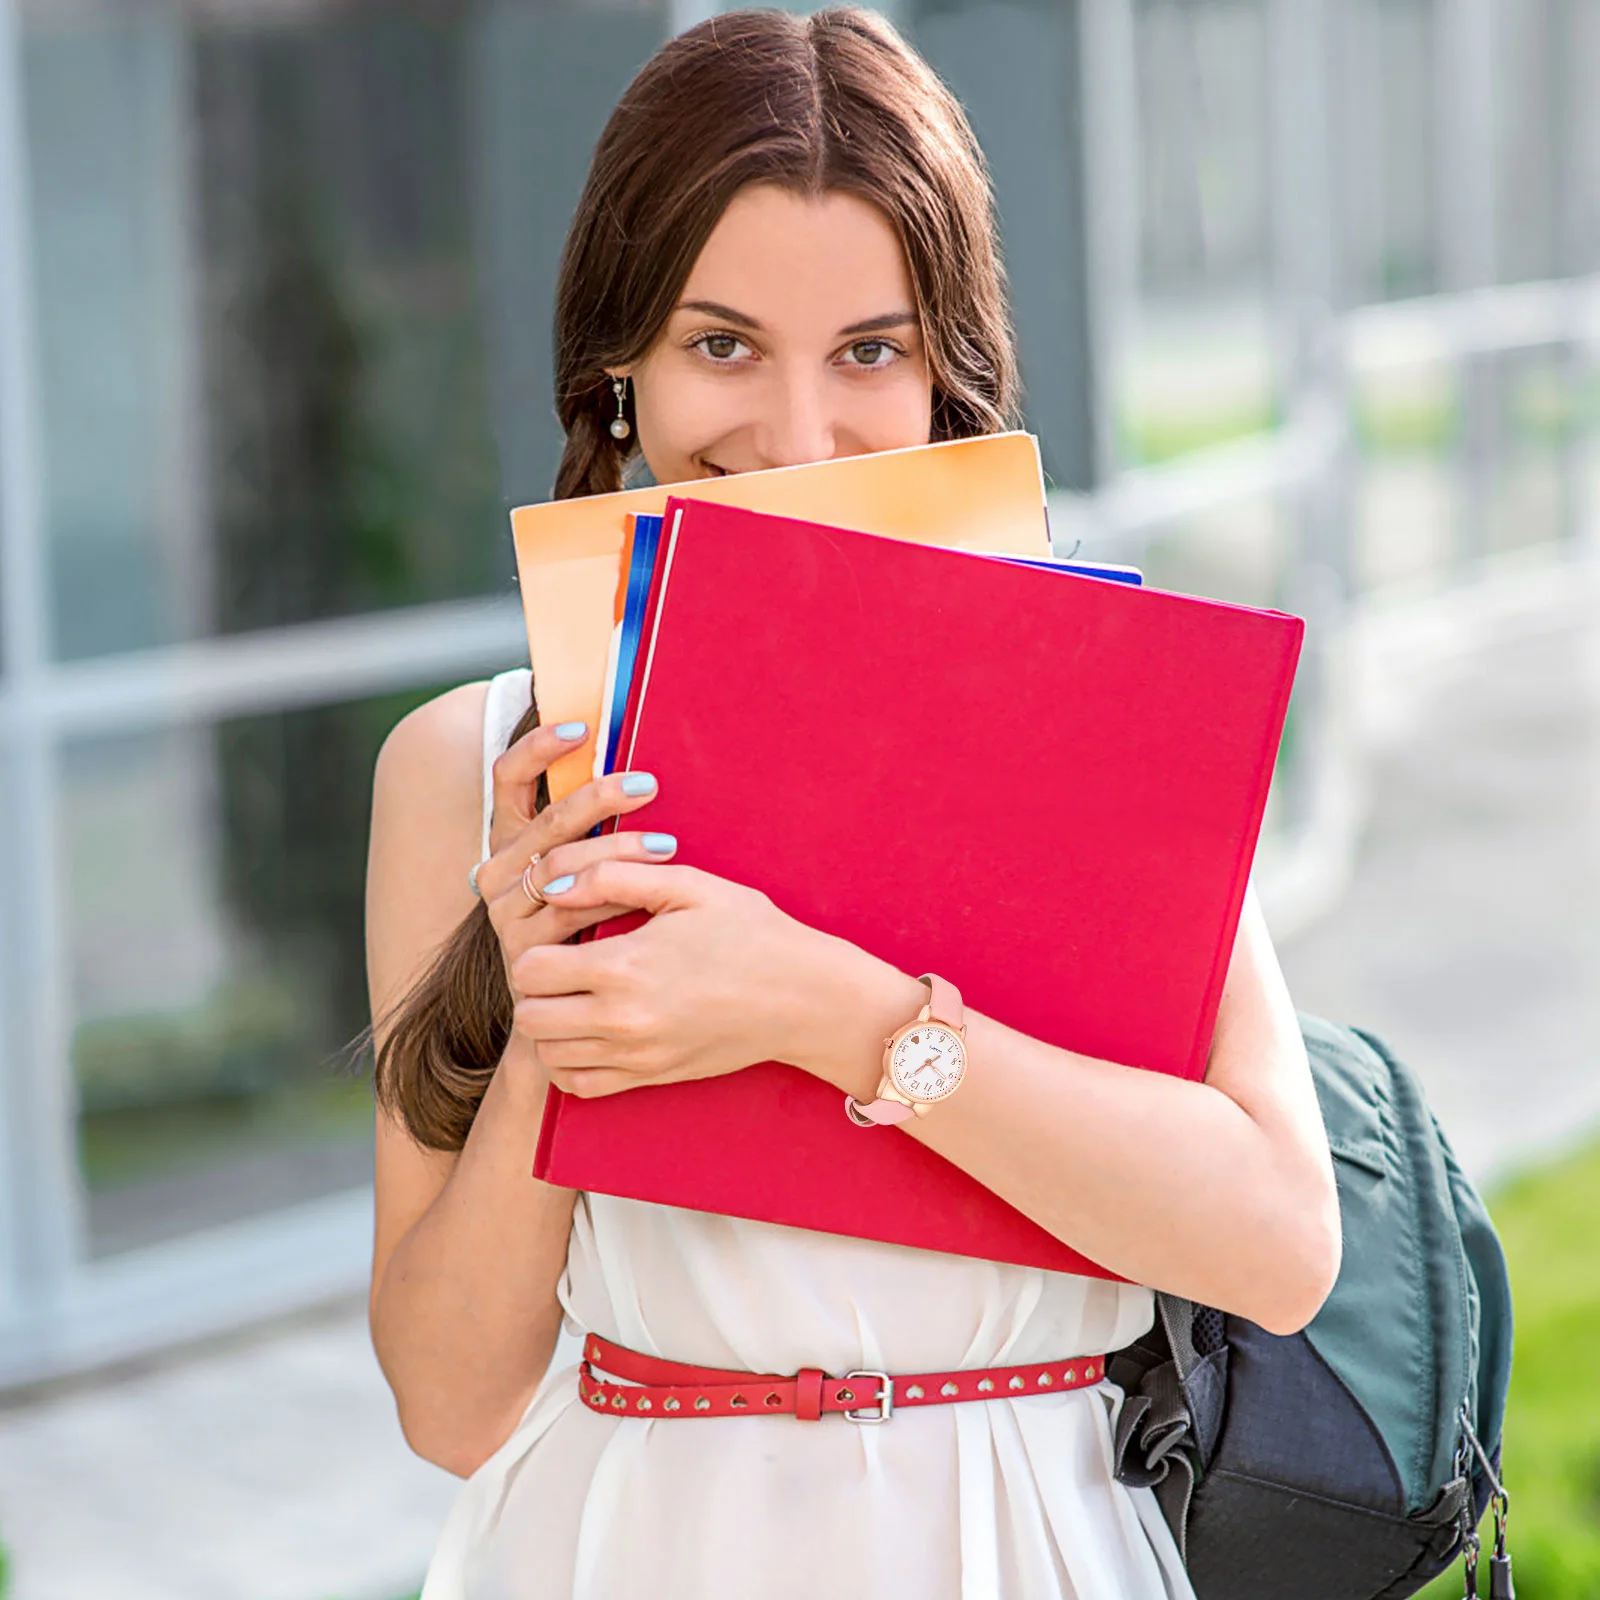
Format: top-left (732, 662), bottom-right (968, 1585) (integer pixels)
top-left (1111, 1015), bottom-right (1515, 1599)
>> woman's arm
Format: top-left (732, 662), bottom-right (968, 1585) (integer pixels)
top-left (367, 688), bottom-right (681, 1477)
top-left (366, 685), bottom-right (577, 1478)
top-left (788, 886), bottom-right (1342, 1335)
top-left (514, 865), bottom-right (1341, 1338)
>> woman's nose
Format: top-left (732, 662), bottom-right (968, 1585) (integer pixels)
top-left (757, 371), bottom-right (837, 470)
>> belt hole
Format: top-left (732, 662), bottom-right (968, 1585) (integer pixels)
top-left (835, 1388), bottom-right (854, 1403)
top-left (730, 1393), bottom-right (748, 1408)
top-left (941, 1382), bottom-right (959, 1397)
top-left (905, 1384), bottom-right (924, 1399)
top-left (694, 1397), bottom-right (711, 1411)
top-left (977, 1378), bottom-right (994, 1392)
top-left (765, 1392), bottom-right (782, 1407)
top-left (664, 1398), bottom-right (680, 1411)
top-left (1008, 1376), bottom-right (1025, 1391)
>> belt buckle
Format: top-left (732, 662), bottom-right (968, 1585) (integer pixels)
top-left (841, 1369), bottom-right (893, 1424)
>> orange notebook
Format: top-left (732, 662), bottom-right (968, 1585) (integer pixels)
top-left (511, 432), bottom-right (1050, 800)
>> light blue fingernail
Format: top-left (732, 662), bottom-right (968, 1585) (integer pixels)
top-left (554, 721), bottom-right (587, 740)
top-left (542, 873), bottom-right (576, 895)
top-left (643, 833), bottom-right (677, 855)
top-left (620, 772), bottom-right (657, 796)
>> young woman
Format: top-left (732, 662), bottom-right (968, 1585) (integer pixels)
top-left (365, 10), bottom-right (1340, 1597)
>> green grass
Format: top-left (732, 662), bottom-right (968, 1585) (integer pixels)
top-left (1418, 1135), bottom-right (1600, 1599)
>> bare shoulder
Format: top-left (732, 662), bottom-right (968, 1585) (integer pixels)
top-left (366, 681), bottom-right (491, 1021)
top-left (374, 680), bottom-right (489, 816)
top-left (366, 684), bottom-right (497, 1316)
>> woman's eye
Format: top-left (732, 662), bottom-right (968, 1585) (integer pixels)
top-left (843, 339), bottom-right (898, 368)
top-left (694, 333), bottom-right (751, 362)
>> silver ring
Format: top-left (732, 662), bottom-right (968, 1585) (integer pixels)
top-left (521, 853), bottom-right (546, 908)
top-left (467, 859), bottom-right (486, 898)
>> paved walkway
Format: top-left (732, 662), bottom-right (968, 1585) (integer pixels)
top-left (1276, 589), bottom-right (1600, 1186)
top-left (0, 1301), bottom-right (472, 1600)
top-left (0, 586), bottom-right (1595, 1600)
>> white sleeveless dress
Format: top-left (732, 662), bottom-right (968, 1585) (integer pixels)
top-left (419, 668), bottom-right (1196, 1600)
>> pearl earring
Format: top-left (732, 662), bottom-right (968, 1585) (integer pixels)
top-left (609, 376), bottom-right (631, 442)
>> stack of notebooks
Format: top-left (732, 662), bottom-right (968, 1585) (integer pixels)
top-left (511, 434), bottom-right (1303, 1279)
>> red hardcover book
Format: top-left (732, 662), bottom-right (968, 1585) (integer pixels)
top-left (534, 498), bottom-right (1304, 1277)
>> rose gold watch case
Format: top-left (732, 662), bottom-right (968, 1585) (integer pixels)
top-left (879, 1006), bottom-right (969, 1115)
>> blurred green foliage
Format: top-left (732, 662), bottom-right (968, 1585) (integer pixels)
top-left (1121, 349), bottom-right (1599, 472)
top-left (1419, 1135), bottom-right (1600, 1599)
top-left (1354, 387), bottom-right (1460, 455)
top-left (73, 975), bottom-right (311, 1116)
top-left (1117, 398), bottom-right (1279, 466)
top-left (77, 1074), bottom-right (373, 1191)
top-left (214, 686), bottom-right (449, 1087)
top-left (70, 685), bottom-right (447, 1202)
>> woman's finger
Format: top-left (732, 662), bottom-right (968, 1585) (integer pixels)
top-left (509, 943), bottom-right (606, 1001)
top-left (486, 717), bottom-right (592, 854)
top-left (505, 832), bottom-right (675, 908)
top-left (485, 834), bottom-right (675, 958)
top-left (544, 1065), bottom-right (633, 1099)
top-left (534, 858), bottom-right (706, 918)
top-left (513, 988), bottom-right (604, 1034)
top-left (494, 901), bottom-right (641, 981)
top-left (479, 769), bottom-right (660, 901)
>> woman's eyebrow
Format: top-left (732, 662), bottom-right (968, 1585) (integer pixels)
top-left (838, 311), bottom-right (919, 336)
top-left (675, 300), bottom-right (764, 330)
top-left (672, 301), bottom-right (919, 338)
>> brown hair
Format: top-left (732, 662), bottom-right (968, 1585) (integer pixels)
top-left (374, 5), bottom-right (1019, 1150)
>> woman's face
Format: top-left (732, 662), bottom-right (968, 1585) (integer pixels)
top-left (616, 184), bottom-right (935, 483)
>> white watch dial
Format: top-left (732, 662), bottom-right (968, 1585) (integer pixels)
top-left (888, 1023), bottom-right (966, 1103)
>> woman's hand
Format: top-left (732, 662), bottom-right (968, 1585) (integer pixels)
top-left (476, 720), bottom-right (679, 992)
top-left (509, 860), bottom-right (829, 1099)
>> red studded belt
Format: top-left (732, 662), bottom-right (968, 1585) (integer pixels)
top-left (577, 1333), bottom-right (1108, 1424)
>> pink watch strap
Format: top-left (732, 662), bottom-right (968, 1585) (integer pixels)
top-left (844, 974), bottom-right (965, 1129)
top-left (849, 1097), bottom-right (915, 1126)
top-left (918, 972), bottom-right (963, 1030)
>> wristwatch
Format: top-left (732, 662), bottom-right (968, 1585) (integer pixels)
top-left (845, 974), bottom-right (968, 1127)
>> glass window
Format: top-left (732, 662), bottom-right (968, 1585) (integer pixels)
top-left (1123, 0), bottom-right (1275, 469)
top-left (912, 0), bottom-right (1098, 488)
top-left (22, 0), bottom-right (664, 661)
top-left (66, 686), bottom-right (446, 1258)
top-left (1492, 0), bottom-right (1563, 284)
top-left (1338, 0), bottom-right (1441, 304)
top-left (1570, 0), bottom-right (1600, 272)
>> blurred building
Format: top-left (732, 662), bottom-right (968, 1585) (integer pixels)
top-left (0, 0), bottom-right (1595, 1384)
